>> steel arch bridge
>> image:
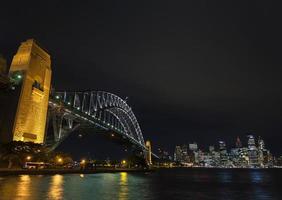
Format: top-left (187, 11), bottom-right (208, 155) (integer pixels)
top-left (47, 90), bottom-right (150, 157)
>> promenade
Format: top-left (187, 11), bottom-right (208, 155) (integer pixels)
top-left (0, 168), bottom-right (153, 176)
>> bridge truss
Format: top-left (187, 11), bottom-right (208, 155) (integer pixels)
top-left (47, 91), bottom-right (148, 156)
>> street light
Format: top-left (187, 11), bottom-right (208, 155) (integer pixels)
top-left (57, 157), bottom-right (63, 163)
top-left (81, 159), bottom-right (86, 164)
top-left (26, 156), bottom-right (32, 161)
top-left (122, 160), bottom-right (126, 165)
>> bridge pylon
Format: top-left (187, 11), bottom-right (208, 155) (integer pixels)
top-left (145, 140), bottom-right (152, 166)
top-left (8, 39), bottom-right (52, 143)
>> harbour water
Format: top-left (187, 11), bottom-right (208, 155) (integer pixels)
top-left (0, 168), bottom-right (281, 200)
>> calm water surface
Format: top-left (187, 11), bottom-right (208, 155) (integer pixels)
top-left (0, 168), bottom-right (281, 200)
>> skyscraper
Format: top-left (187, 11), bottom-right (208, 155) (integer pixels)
top-left (219, 141), bottom-right (228, 166)
top-left (235, 136), bottom-right (242, 148)
top-left (247, 135), bottom-right (259, 167)
top-left (189, 142), bottom-right (198, 151)
top-left (174, 145), bottom-right (182, 162)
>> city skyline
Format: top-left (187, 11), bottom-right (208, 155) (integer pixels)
top-left (172, 134), bottom-right (276, 168)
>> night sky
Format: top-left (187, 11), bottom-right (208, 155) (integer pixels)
top-left (1, 1), bottom-right (282, 158)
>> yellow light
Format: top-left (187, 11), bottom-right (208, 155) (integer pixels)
top-left (57, 158), bottom-right (63, 163)
top-left (26, 156), bottom-right (31, 161)
top-left (122, 160), bottom-right (126, 165)
top-left (81, 159), bottom-right (86, 164)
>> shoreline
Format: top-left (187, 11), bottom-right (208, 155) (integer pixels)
top-left (0, 168), bottom-right (154, 176)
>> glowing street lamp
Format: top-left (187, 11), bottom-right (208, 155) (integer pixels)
top-left (81, 159), bottom-right (86, 164)
top-left (57, 157), bottom-right (63, 164)
top-left (121, 160), bottom-right (126, 165)
top-left (26, 156), bottom-right (32, 161)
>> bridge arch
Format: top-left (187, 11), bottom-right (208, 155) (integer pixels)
top-left (47, 91), bottom-right (146, 153)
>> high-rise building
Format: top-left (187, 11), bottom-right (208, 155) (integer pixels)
top-left (189, 142), bottom-right (198, 151)
top-left (247, 135), bottom-right (258, 167)
top-left (219, 141), bottom-right (228, 166)
top-left (235, 136), bottom-right (242, 148)
top-left (209, 146), bottom-right (215, 152)
top-left (258, 137), bottom-right (265, 150)
top-left (174, 145), bottom-right (182, 162)
top-left (181, 144), bottom-right (189, 163)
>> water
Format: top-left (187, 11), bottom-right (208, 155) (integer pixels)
top-left (0, 168), bottom-right (281, 200)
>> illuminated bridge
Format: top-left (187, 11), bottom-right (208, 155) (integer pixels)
top-left (47, 91), bottom-right (147, 154)
top-left (0, 39), bottom-right (156, 163)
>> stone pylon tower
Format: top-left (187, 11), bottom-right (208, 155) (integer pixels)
top-left (145, 140), bottom-right (152, 165)
top-left (9, 39), bottom-right (52, 143)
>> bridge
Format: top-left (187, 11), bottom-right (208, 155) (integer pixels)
top-left (0, 39), bottom-right (155, 164)
top-left (48, 91), bottom-right (147, 153)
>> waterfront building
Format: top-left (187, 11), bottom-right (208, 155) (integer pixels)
top-left (219, 141), bottom-right (228, 166)
top-left (235, 136), bottom-right (242, 148)
top-left (189, 142), bottom-right (198, 151)
top-left (247, 135), bottom-right (259, 167)
top-left (158, 148), bottom-right (172, 161)
top-left (209, 146), bottom-right (215, 152)
top-left (174, 145), bottom-right (182, 162)
top-left (258, 137), bottom-right (267, 167)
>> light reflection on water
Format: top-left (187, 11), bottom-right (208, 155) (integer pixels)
top-left (119, 172), bottom-right (128, 200)
top-left (16, 175), bottom-right (31, 200)
top-left (0, 169), bottom-right (281, 200)
top-left (47, 174), bottom-right (64, 200)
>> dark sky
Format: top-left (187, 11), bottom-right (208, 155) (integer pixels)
top-left (1, 1), bottom-right (282, 157)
